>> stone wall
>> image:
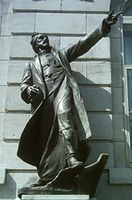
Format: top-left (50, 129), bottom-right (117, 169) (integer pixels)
top-left (0, 0), bottom-right (131, 200)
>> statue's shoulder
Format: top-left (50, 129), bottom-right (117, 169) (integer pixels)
top-left (24, 59), bottom-right (35, 72)
top-left (32, 54), bottom-right (37, 61)
top-left (30, 55), bottom-right (38, 66)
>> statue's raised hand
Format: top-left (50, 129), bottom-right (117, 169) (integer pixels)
top-left (101, 10), bottom-right (122, 36)
top-left (105, 10), bottom-right (122, 25)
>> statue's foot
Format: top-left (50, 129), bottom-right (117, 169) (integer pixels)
top-left (67, 156), bottom-right (83, 168)
top-left (31, 179), bottom-right (48, 187)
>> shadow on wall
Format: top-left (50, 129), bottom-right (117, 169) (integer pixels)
top-left (71, 70), bottom-right (112, 165)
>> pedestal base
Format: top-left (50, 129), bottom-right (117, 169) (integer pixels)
top-left (18, 154), bottom-right (108, 200)
top-left (22, 195), bottom-right (90, 200)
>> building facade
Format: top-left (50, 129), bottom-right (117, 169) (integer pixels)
top-left (0, 0), bottom-right (132, 199)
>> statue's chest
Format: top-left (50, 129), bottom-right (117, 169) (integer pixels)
top-left (40, 53), bottom-right (60, 67)
top-left (39, 53), bottom-right (63, 77)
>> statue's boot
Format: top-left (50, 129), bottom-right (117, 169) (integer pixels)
top-left (31, 179), bottom-right (48, 187)
top-left (64, 136), bottom-right (83, 168)
top-left (67, 156), bottom-right (83, 168)
top-left (57, 111), bottom-right (83, 168)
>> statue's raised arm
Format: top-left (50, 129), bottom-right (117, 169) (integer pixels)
top-left (65, 10), bottom-right (122, 63)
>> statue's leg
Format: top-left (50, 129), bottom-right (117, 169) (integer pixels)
top-left (57, 91), bottom-right (82, 168)
top-left (58, 112), bottom-right (83, 168)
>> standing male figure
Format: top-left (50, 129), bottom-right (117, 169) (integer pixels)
top-left (17, 11), bottom-right (120, 187)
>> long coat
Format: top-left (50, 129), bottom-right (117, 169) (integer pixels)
top-left (17, 27), bottom-right (105, 168)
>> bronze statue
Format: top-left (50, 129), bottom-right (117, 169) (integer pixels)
top-left (17, 10), bottom-right (121, 189)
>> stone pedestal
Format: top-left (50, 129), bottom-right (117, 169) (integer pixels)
top-left (22, 195), bottom-right (90, 200)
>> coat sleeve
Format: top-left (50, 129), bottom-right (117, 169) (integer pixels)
top-left (20, 62), bottom-right (33, 104)
top-left (65, 21), bottom-right (110, 62)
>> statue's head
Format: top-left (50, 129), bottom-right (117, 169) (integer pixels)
top-left (30, 33), bottom-right (51, 54)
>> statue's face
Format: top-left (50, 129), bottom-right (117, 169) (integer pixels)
top-left (35, 34), bottom-right (50, 52)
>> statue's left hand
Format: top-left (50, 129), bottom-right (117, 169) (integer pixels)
top-left (105, 10), bottom-right (122, 25)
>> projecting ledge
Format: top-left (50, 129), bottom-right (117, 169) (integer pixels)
top-left (22, 195), bottom-right (90, 200)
